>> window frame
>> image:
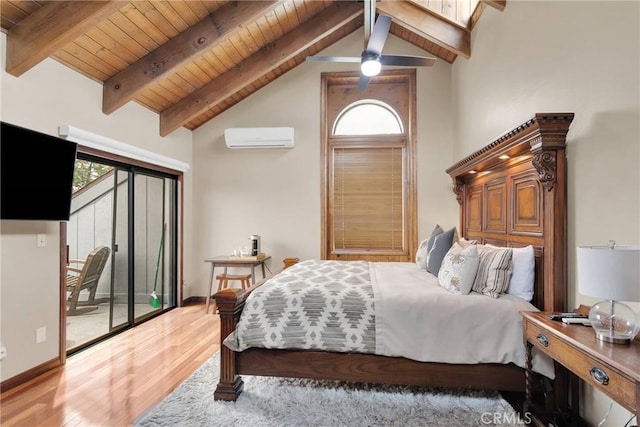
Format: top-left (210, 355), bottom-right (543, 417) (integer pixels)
top-left (332, 99), bottom-right (404, 135)
top-left (320, 69), bottom-right (417, 262)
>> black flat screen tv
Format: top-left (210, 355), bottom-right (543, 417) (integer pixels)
top-left (1, 121), bottom-right (77, 221)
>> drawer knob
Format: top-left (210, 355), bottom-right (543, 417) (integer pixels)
top-left (536, 333), bottom-right (549, 347)
top-left (589, 367), bottom-right (609, 386)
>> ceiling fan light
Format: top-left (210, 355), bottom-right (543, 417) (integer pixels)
top-left (361, 55), bottom-right (381, 77)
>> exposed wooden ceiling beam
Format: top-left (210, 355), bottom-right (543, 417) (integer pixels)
top-left (6, 1), bottom-right (123, 77)
top-left (159, 2), bottom-right (363, 137)
top-left (102, 1), bottom-right (282, 115)
top-left (376, 0), bottom-right (470, 59)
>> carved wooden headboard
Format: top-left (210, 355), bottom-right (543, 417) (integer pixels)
top-left (446, 113), bottom-right (574, 312)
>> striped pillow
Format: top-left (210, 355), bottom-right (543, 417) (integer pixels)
top-left (472, 245), bottom-right (513, 298)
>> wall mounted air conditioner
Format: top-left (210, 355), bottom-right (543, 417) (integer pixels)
top-left (224, 127), bottom-right (294, 149)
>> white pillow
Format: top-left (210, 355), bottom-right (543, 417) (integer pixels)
top-left (415, 238), bottom-right (429, 269)
top-left (415, 224), bottom-right (444, 269)
top-left (487, 244), bottom-right (535, 301)
top-left (438, 243), bottom-right (479, 294)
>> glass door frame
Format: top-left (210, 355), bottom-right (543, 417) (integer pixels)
top-left (61, 148), bottom-right (182, 357)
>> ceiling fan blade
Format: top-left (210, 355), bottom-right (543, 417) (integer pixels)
top-left (358, 74), bottom-right (371, 91)
top-left (365, 15), bottom-right (391, 55)
top-left (305, 56), bottom-right (362, 63)
top-left (379, 55), bottom-right (437, 67)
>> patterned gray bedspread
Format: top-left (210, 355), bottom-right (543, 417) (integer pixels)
top-left (223, 260), bottom-right (376, 353)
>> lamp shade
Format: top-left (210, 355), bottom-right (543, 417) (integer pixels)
top-left (577, 246), bottom-right (640, 301)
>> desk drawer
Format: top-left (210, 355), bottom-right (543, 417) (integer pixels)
top-left (526, 321), bottom-right (637, 413)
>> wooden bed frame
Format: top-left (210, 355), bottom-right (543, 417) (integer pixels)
top-left (213, 112), bottom-right (575, 402)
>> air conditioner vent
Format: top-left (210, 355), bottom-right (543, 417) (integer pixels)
top-left (224, 127), bottom-right (294, 149)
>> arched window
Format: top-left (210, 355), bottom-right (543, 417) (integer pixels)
top-left (322, 70), bottom-right (417, 262)
top-left (333, 100), bottom-right (404, 135)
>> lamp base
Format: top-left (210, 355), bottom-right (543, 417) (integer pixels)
top-left (594, 330), bottom-right (632, 344)
top-left (588, 300), bottom-right (640, 345)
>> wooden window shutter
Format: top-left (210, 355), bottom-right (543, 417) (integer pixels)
top-left (332, 146), bottom-right (404, 251)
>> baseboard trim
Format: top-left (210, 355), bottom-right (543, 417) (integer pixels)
top-left (0, 357), bottom-right (62, 395)
top-left (183, 296), bottom-right (206, 306)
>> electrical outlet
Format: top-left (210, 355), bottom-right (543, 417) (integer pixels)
top-left (36, 327), bottom-right (46, 343)
top-left (36, 234), bottom-right (46, 247)
top-left (0, 346), bottom-right (6, 360)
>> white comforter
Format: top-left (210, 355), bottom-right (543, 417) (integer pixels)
top-left (225, 260), bottom-right (554, 378)
top-left (372, 262), bottom-right (554, 378)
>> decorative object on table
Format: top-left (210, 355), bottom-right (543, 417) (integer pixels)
top-left (249, 234), bottom-right (261, 256)
top-left (577, 241), bottom-right (640, 344)
top-left (230, 252), bottom-right (266, 260)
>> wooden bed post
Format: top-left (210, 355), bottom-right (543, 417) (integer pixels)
top-left (529, 114), bottom-right (573, 412)
top-left (528, 113), bottom-right (573, 313)
top-left (452, 176), bottom-right (465, 237)
top-left (213, 288), bottom-right (246, 401)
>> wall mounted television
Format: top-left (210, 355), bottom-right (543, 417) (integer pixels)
top-left (1, 121), bottom-right (77, 221)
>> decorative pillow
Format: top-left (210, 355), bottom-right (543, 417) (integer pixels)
top-left (438, 243), bottom-right (480, 294)
top-left (416, 238), bottom-right (429, 269)
top-left (426, 227), bottom-right (457, 276)
top-left (487, 244), bottom-right (535, 301)
top-left (416, 224), bottom-right (444, 269)
top-left (457, 237), bottom-right (478, 248)
top-left (472, 245), bottom-right (514, 298)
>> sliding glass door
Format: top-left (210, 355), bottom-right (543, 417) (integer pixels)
top-left (111, 168), bottom-right (129, 331)
top-left (132, 173), bottom-right (176, 320)
top-left (66, 155), bottom-right (177, 354)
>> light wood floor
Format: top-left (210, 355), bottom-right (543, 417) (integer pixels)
top-left (0, 303), bottom-right (220, 427)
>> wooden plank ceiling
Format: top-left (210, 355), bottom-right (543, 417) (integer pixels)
top-left (0, 0), bottom-right (505, 136)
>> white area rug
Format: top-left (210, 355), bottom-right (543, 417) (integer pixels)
top-left (135, 352), bottom-right (522, 427)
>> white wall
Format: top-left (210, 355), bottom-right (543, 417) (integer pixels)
top-left (452, 1), bottom-right (640, 425)
top-left (0, 32), bottom-right (194, 381)
top-left (190, 30), bottom-right (458, 294)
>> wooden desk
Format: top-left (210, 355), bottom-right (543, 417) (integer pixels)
top-left (204, 255), bottom-right (271, 313)
top-left (522, 311), bottom-right (640, 424)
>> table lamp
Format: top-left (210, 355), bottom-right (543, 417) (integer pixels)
top-left (577, 242), bottom-right (640, 344)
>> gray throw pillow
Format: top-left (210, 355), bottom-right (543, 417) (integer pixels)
top-left (426, 224), bottom-right (444, 253)
top-left (426, 227), bottom-right (456, 275)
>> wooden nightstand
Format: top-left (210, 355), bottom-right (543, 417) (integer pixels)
top-left (521, 311), bottom-right (640, 424)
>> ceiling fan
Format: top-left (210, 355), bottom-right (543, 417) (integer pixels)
top-left (306, 0), bottom-right (436, 90)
